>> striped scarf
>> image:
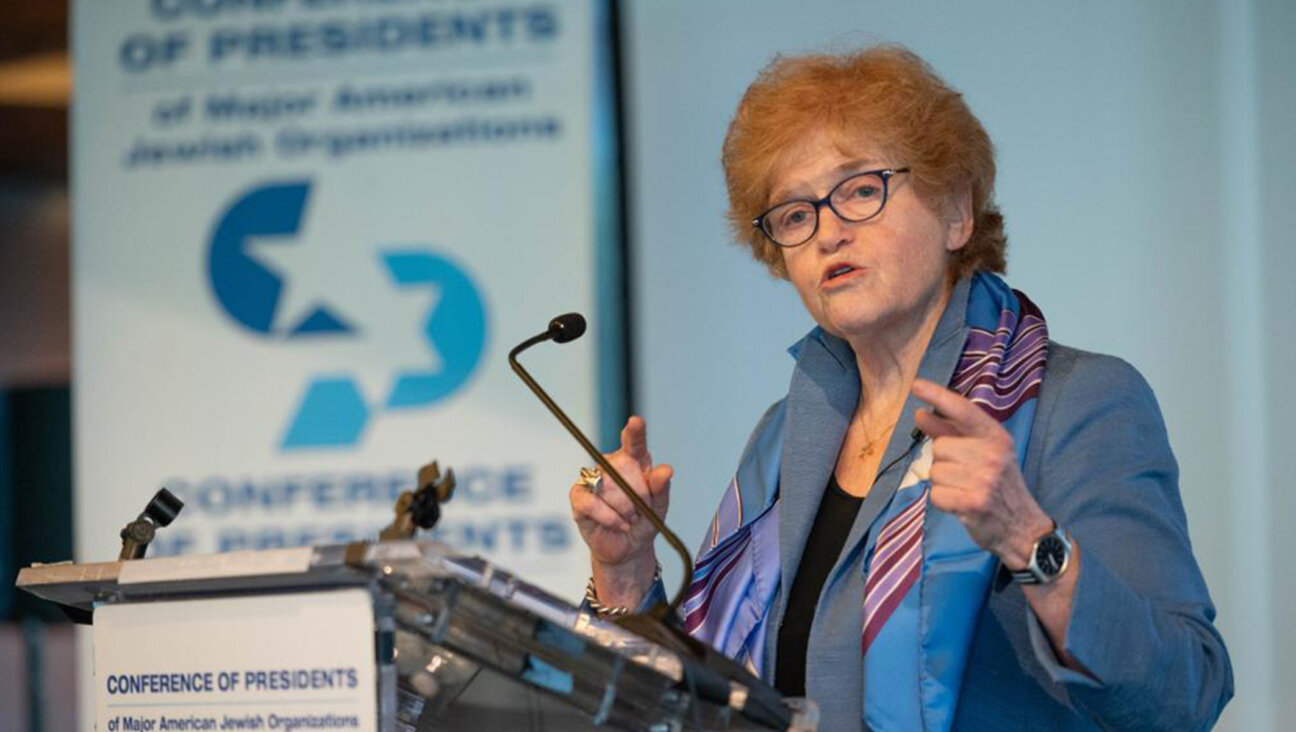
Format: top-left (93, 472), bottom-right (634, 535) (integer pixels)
top-left (682, 273), bottom-right (1048, 730)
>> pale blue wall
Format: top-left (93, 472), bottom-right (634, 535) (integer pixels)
top-left (1257, 0), bottom-right (1295, 724)
top-left (624, 1), bottom-right (1290, 728)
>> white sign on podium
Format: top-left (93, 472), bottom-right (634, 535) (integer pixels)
top-left (93, 589), bottom-right (378, 731)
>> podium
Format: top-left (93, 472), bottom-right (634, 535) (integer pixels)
top-left (16, 540), bottom-right (817, 731)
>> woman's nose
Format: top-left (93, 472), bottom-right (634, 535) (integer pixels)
top-left (813, 202), bottom-right (851, 251)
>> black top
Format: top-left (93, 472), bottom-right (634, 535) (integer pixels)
top-left (774, 474), bottom-right (865, 698)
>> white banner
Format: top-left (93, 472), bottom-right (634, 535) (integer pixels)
top-left (72, 0), bottom-right (610, 598)
top-left (94, 589), bottom-right (378, 731)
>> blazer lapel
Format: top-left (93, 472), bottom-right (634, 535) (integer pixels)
top-left (777, 331), bottom-right (859, 596)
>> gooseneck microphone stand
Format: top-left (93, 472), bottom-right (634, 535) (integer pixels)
top-left (507, 313), bottom-right (693, 620)
top-left (508, 313), bottom-right (793, 730)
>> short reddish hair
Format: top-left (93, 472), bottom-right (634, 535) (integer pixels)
top-left (722, 45), bottom-right (1006, 279)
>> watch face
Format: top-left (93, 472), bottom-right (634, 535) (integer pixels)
top-left (1035, 534), bottom-right (1068, 576)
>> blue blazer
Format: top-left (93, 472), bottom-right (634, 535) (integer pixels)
top-left (665, 277), bottom-right (1233, 730)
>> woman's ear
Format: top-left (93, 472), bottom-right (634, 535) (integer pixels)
top-left (944, 189), bottom-right (974, 252)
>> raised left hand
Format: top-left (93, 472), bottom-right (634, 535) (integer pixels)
top-left (910, 378), bottom-right (1053, 569)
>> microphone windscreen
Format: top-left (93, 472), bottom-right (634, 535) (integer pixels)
top-left (548, 312), bottom-right (587, 343)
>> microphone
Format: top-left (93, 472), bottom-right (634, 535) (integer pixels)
top-left (547, 312), bottom-right (586, 343)
top-left (118, 488), bottom-right (185, 560)
top-left (508, 313), bottom-right (693, 619)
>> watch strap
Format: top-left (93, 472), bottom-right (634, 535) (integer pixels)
top-left (1010, 563), bottom-right (1047, 585)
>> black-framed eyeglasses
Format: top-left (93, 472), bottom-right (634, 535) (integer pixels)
top-left (752, 167), bottom-right (910, 248)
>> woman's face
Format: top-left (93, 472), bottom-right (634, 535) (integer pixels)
top-left (773, 132), bottom-right (971, 343)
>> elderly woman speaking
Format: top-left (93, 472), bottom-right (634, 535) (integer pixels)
top-left (570, 46), bottom-right (1232, 730)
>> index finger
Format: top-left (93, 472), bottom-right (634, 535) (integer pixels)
top-left (910, 379), bottom-right (999, 437)
top-left (620, 415), bottom-right (652, 470)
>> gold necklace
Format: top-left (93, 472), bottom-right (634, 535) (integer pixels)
top-left (857, 414), bottom-right (900, 460)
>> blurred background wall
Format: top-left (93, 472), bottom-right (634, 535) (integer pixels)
top-left (1, 0), bottom-right (1291, 729)
top-left (0, 3), bottom-right (77, 731)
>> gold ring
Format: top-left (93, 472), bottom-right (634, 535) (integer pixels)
top-left (578, 466), bottom-right (604, 494)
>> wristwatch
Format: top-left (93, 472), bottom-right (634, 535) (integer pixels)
top-left (1007, 523), bottom-right (1073, 585)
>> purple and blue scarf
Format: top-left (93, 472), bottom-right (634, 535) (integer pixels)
top-left (681, 272), bottom-right (1048, 730)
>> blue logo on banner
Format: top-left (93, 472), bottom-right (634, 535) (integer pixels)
top-left (208, 181), bottom-right (356, 337)
top-left (206, 180), bottom-right (488, 450)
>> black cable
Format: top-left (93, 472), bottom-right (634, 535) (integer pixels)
top-left (876, 429), bottom-right (927, 481)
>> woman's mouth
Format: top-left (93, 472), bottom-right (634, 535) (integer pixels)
top-left (822, 263), bottom-right (865, 287)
